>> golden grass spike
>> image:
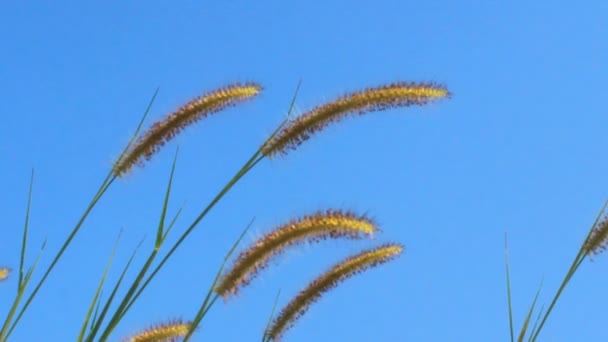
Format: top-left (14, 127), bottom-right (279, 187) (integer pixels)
top-left (584, 215), bottom-right (608, 256)
top-left (265, 243), bottom-right (403, 341)
top-left (0, 267), bottom-right (10, 282)
top-left (214, 209), bottom-right (379, 299)
top-left (124, 318), bottom-right (191, 342)
top-left (113, 82), bottom-right (263, 177)
top-left (262, 82), bottom-right (449, 157)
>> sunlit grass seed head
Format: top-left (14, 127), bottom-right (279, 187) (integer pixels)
top-left (262, 82), bottom-right (450, 158)
top-left (584, 215), bottom-right (608, 256)
top-left (123, 318), bottom-right (192, 342)
top-left (113, 82), bottom-right (262, 177)
top-left (214, 209), bottom-right (379, 299)
top-left (0, 267), bottom-right (10, 282)
top-left (265, 243), bottom-right (404, 341)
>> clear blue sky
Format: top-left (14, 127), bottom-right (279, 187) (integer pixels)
top-left (1, 1), bottom-right (607, 341)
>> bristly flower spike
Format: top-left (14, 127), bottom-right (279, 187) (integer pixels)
top-left (214, 209), bottom-right (379, 299)
top-left (113, 82), bottom-right (262, 177)
top-left (0, 267), bottom-right (10, 282)
top-left (584, 215), bottom-right (608, 256)
top-left (265, 243), bottom-right (404, 341)
top-left (123, 318), bottom-right (192, 342)
top-left (262, 82), bottom-right (450, 157)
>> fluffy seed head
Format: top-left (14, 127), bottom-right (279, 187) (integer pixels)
top-left (584, 215), bottom-right (608, 256)
top-left (262, 82), bottom-right (449, 157)
top-left (123, 318), bottom-right (191, 342)
top-left (113, 82), bottom-right (262, 177)
top-left (265, 243), bottom-right (404, 341)
top-left (214, 209), bottom-right (379, 299)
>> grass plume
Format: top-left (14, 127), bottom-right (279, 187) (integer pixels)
top-left (262, 82), bottom-right (449, 157)
top-left (265, 243), bottom-right (404, 341)
top-left (123, 318), bottom-right (191, 342)
top-left (214, 209), bottom-right (379, 299)
top-left (113, 82), bottom-right (262, 176)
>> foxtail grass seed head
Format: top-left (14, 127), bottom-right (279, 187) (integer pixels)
top-left (262, 82), bottom-right (450, 157)
top-left (0, 267), bottom-right (10, 282)
top-left (214, 209), bottom-right (379, 299)
top-left (123, 319), bottom-right (192, 342)
top-left (113, 82), bottom-right (262, 177)
top-left (265, 243), bottom-right (404, 341)
top-left (584, 215), bottom-right (608, 256)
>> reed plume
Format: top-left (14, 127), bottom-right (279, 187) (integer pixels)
top-left (123, 319), bottom-right (192, 342)
top-left (0, 267), bottom-right (9, 282)
top-left (214, 209), bottom-right (379, 299)
top-left (262, 82), bottom-right (449, 157)
top-left (113, 82), bottom-right (262, 176)
top-left (584, 215), bottom-right (608, 256)
top-left (265, 243), bottom-right (403, 341)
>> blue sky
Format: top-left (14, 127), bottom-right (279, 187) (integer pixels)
top-left (1, 1), bottom-right (607, 341)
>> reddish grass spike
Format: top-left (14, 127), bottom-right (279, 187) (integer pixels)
top-left (113, 82), bottom-right (262, 177)
top-left (262, 82), bottom-right (449, 158)
top-left (266, 243), bottom-right (404, 341)
top-left (214, 209), bottom-right (379, 299)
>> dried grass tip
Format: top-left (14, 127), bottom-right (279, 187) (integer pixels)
top-left (214, 209), bottom-right (379, 299)
top-left (265, 243), bottom-right (404, 341)
top-left (123, 318), bottom-right (192, 342)
top-left (113, 82), bottom-right (262, 177)
top-left (262, 81), bottom-right (449, 158)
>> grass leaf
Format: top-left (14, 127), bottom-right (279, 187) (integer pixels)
top-left (505, 233), bottom-right (515, 342)
top-left (262, 290), bottom-right (282, 342)
top-left (183, 217), bottom-right (256, 341)
top-left (77, 231), bottom-right (122, 342)
top-left (97, 150), bottom-right (179, 342)
top-left (518, 280), bottom-right (543, 342)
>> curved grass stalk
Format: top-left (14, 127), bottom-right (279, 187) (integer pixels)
top-left (265, 243), bottom-right (403, 341)
top-left (214, 209), bottom-right (379, 299)
top-left (262, 82), bottom-right (449, 157)
top-left (113, 83), bottom-right (262, 177)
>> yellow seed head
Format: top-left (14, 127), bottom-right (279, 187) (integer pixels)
top-left (124, 319), bottom-right (191, 342)
top-left (113, 82), bottom-right (262, 177)
top-left (265, 243), bottom-right (404, 341)
top-left (0, 267), bottom-right (10, 282)
top-left (262, 82), bottom-right (449, 157)
top-left (214, 209), bottom-right (379, 299)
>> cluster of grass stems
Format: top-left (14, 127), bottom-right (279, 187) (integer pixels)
top-left (1, 78), bottom-right (603, 341)
top-left (504, 201), bottom-right (608, 342)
